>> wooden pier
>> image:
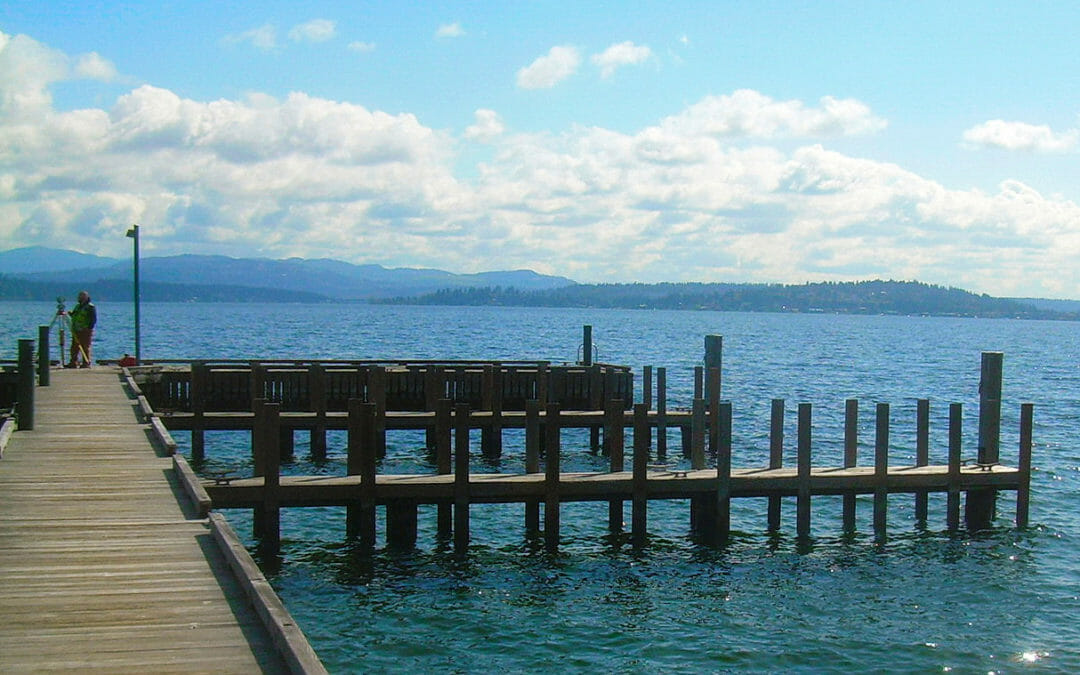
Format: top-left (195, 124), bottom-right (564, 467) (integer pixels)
top-left (198, 394), bottom-right (1031, 554)
top-left (0, 368), bottom-right (325, 673)
top-left (119, 340), bottom-right (1034, 554)
top-left (3, 329), bottom-right (1035, 564)
top-left (134, 358), bottom-right (646, 460)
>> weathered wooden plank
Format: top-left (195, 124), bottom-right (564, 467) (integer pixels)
top-left (0, 368), bottom-right (312, 674)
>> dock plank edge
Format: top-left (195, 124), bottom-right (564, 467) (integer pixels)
top-left (208, 512), bottom-right (328, 675)
top-left (0, 415), bottom-right (13, 459)
top-left (174, 454), bottom-right (211, 518)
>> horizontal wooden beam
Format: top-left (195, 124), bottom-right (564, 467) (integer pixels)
top-left (206, 463), bottom-right (1023, 509)
top-left (159, 408), bottom-right (698, 431)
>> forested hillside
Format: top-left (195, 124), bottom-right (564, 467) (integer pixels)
top-left (384, 280), bottom-right (1075, 320)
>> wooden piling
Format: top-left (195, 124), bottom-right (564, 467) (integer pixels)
top-left (691, 398), bottom-right (706, 470)
top-left (250, 363), bottom-right (266, 409)
top-left (481, 366), bottom-right (493, 443)
top-left (435, 399), bottom-right (452, 538)
top-left (632, 403), bottom-right (649, 547)
top-left (368, 366), bottom-right (387, 459)
top-left (251, 397), bottom-right (267, 535)
top-left (454, 402), bottom-right (471, 552)
top-left (251, 397), bottom-right (268, 481)
top-left (707, 368), bottom-right (721, 454)
top-left (387, 499), bottom-right (418, 549)
top-left (1016, 402), bottom-right (1033, 528)
top-left (524, 399), bottom-right (541, 535)
top-left (264, 402), bottom-right (282, 553)
top-left (915, 398), bottom-right (930, 522)
top-left (423, 366), bottom-right (442, 450)
top-left (581, 325), bottom-right (593, 366)
top-left (279, 426), bottom-right (294, 461)
top-left (704, 335), bottom-right (722, 385)
top-left (536, 364), bottom-right (549, 407)
top-left (796, 403), bottom-right (812, 539)
top-left (874, 402), bottom-right (889, 538)
top-left (947, 403), bottom-right (963, 531)
top-left (253, 400), bottom-right (281, 553)
top-left (309, 363), bottom-right (327, 459)
top-left (481, 365), bottom-right (504, 458)
top-left (842, 399), bottom-right (858, 531)
top-left (606, 399), bottom-right (625, 531)
top-left (491, 367), bottom-right (504, 457)
top-left (768, 399), bottom-right (784, 531)
top-left (642, 365), bottom-right (652, 409)
top-left (656, 367), bottom-right (668, 459)
top-left (544, 403), bottom-right (561, 551)
top-left (703, 335), bottom-right (722, 490)
top-left (966, 352), bottom-right (1003, 529)
top-left (588, 365), bottom-right (602, 451)
top-left (424, 365), bottom-right (444, 410)
top-left (346, 399), bottom-right (378, 547)
top-left (714, 401), bottom-right (733, 544)
top-left (16, 339), bottom-right (34, 430)
top-left (359, 402), bottom-right (378, 548)
top-left (190, 360), bottom-right (207, 462)
top-left (37, 326), bottom-right (50, 387)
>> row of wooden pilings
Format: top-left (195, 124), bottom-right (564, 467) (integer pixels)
top-left (5, 329), bottom-right (60, 430)
top-left (246, 396), bottom-right (738, 553)
top-left (239, 352), bottom-right (1030, 553)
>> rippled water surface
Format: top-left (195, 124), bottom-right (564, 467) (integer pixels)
top-left (3, 302), bottom-right (1078, 672)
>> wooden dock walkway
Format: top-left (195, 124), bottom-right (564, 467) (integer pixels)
top-left (0, 368), bottom-right (323, 673)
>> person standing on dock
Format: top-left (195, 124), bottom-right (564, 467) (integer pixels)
top-left (66, 290), bottom-right (96, 368)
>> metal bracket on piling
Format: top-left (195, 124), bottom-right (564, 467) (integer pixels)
top-left (647, 463), bottom-right (688, 477)
top-left (961, 458), bottom-right (1000, 472)
top-left (208, 471), bottom-right (240, 485)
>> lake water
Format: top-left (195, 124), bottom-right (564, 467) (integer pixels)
top-left (3, 302), bottom-right (1078, 672)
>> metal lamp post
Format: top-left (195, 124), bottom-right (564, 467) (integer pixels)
top-left (126, 225), bottom-right (141, 364)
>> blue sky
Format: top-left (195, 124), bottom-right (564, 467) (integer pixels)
top-left (2, 2), bottom-right (1079, 297)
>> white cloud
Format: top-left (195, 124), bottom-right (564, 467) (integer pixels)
top-left (962, 119), bottom-right (1078, 153)
top-left (348, 41), bottom-right (376, 53)
top-left (73, 52), bottom-right (117, 81)
top-left (516, 46), bottom-right (580, 90)
top-left (465, 109), bottom-right (504, 142)
top-left (289, 19), bottom-right (336, 43)
top-left (436, 23), bottom-right (465, 38)
top-left (658, 89), bottom-right (887, 139)
top-left (223, 24), bottom-right (277, 50)
top-left (2, 28), bottom-right (1079, 298)
top-left (592, 41), bottom-right (652, 78)
top-left (0, 31), bottom-right (69, 117)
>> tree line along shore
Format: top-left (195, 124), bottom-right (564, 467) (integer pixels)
top-left (1, 275), bottom-right (1075, 320)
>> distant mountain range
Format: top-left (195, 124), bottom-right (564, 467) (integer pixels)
top-left (0, 247), bottom-right (575, 302)
top-left (1, 246), bottom-right (1078, 320)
